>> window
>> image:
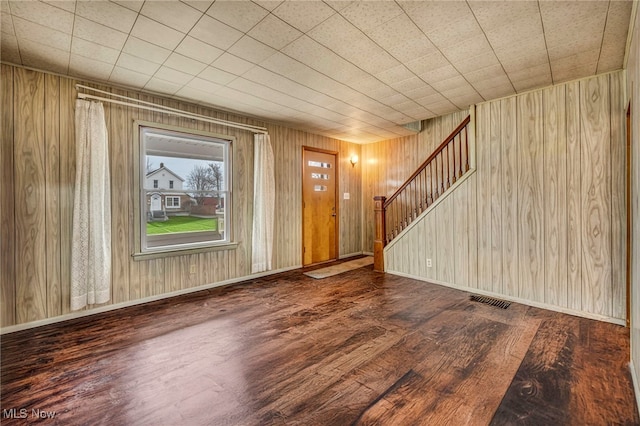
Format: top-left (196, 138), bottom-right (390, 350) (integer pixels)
top-left (136, 124), bottom-right (232, 255)
top-left (165, 196), bottom-right (180, 208)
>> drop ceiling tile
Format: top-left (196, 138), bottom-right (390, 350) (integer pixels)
top-left (69, 54), bottom-right (114, 80)
top-left (419, 65), bottom-right (460, 86)
top-left (71, 38), bottom-right (120, 64)
top-left (597, 44), bottom-right (626, 73)
top-left (248, 14), bottom-right (302, 50)
top-left (140, 1), bottom-right (203, 34)
top-left (8, 0), bottom-right (74, 33)
top-left (252, 1), bottom-right (283, 12)
top-left (507, 62), bottom-right (551, 83)
top-left (433, 76), bottom-right (474, 94)
top-left (356, 49), bottom-right (400, 75)
top-left (324, 1), bottom-right (354, 12)
top-left (374, 64), bottom-right (415, 86)
top-left (366, 13), bottom-right (423, 52)
top-left (13, 16), bottom-right (71, 51)
top-left (111, 1), bottom-right (144, 13)
top-left (42, 1), bottom-right (75, 13)
top-left (547, 37), bottom-right (603, 62)
top-left (402, 84), bottom-right (438, 101)
top-left (74, 16), bottom-right (128, 50)
top-left (476, 84), bottom-right (514, 102)
top-left (154, 66), bottom-right (194, 85)
top-left (387, 34), bottom-right (438, 64)
top-left (116, 52), bottom-right (161, 75)
top-left (272, 1), bottom-right (335, 33)
top-left (122, 37), bottom-right (171, 65)
top-left (182, 1), bottom-right (214, 13)
top-left (206, 0), bottom-right (269, 32)
top-left (456, 54), bottom-right (501, 76)
top-left (1, 9), bottom-right (14, 35)
top-left (341, 1), bottom-right (404, 32)
top-left (130, 15), bottom-right (185, 50)
top-left (401, 1), bottom-right (480, 42)
top-left (500, 50), bottom-right (549, 74)
top-left (144, 77), bottom-right (183, 95)
top-left (189, 14), bottom-right (244, 50)
top-left (552, 64), bottom-right (595, 85)
top-left (187, 76), bottom-right (225, 94)
top-left (198, 66), bottom-right (237, 85)
top-left (19, 38), bottom-right (69, 73)
top-left (469, 73), bottom-right (513, 92)
top-left (211, 53), bottom-right (254, 76)
top-left (109, 66), bottom-right (151, 87)
top-left (390, 76), bottom-right (431, 94)
top-left (550, 49), bottom-right (599, 76)
top-left (175, 36), bottom-right (223, 64)
top-left (164, 53), bottom-right (208, 76)
top-left (469, 0), bottom-right (539, 29)
top-left (442, 36), bottom-right (494, 65)
top-left (405, 51), bottom-right (450, 76)
top-left (227, 36), bottom-right (276, 64)
top-left (540, 1), bottom-right (608, 49)
top-left (76, 1), bottom-right (137, 33)
top-left (1, 33), bottom-right (21, 64)
top-left (512, 73), bottom-right (552, 92)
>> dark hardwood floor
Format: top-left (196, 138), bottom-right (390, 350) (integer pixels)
top-left (2, 261), bottom-right (638, 425)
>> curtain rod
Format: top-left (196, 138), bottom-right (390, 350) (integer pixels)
top-left (75, 84), bottom-right (268, 134)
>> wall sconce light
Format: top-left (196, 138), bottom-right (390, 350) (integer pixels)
top-left (350, 154), bottom-right (359, 167)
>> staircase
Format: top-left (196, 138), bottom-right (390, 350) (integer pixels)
top-left (374, 115), bottom-right (472, 271)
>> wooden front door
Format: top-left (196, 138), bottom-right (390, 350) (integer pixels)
top-left (302, 148), bottom-right (338, 265)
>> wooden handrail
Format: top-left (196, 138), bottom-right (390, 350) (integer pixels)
top-left (373, 114), bottom-right (472, 272)
top-left (384, 115), bottom-right (470, 209)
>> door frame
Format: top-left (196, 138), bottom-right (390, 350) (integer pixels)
top-left (301, 146), bottom-right (340, 265)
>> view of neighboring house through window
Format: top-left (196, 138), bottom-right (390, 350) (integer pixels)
top-left (139, 125), bottom-right (231, 253)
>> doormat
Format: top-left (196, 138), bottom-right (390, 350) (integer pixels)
top-left (304, 256), bottom-right (374, 279)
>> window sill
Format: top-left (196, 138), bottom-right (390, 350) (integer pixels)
top-left (132, 241), bottom-right (239, 261)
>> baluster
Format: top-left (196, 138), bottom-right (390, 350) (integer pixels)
top-left (440, 152), bottom-right (445, 195)
top-left (446, 144), bottom-right (451, 188)
top-left (429, 162), bottom-right (434, 204)
top-left (458, 133), bottom-right (463, 178)
top-left (464, 125), bottom-right (469, 171)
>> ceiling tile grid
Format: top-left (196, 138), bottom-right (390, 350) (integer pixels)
top-left (0, 0), bottom-right (633, 144)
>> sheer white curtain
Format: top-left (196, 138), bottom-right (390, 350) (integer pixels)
top-left (71, 100), bottom-right (111, 310)
top-left (251, 133), bottom-right (275, 273)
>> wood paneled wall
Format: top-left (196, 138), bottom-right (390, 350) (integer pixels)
top-left (1, 64), bottom-right (362, 328)
top-left (361, 110), bottom-right (469, 252)
top-left (626, 2), bottom-right (640, 395)
top-left (383, 71), bottom-right (627, 321)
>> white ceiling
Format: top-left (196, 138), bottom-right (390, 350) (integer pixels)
top-left (0, 0), bottom-right (633, 143)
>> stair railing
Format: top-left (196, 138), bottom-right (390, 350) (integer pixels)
top-left (374, 115), bottom-right (471, 272)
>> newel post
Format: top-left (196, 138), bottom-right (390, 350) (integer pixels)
top-left (373, 196), bottom-right (387, 272)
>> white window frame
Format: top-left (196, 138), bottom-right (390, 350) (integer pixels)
top-left (133, 121), bottom-right (237, 259)
top-left (165, 196), bottom-right (180, 208)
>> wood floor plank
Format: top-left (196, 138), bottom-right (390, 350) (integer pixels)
top-left (1, 262), bottom-right (637, 425)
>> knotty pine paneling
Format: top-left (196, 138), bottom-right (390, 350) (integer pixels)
top-left (2, 64), bottom-right (362, 328)
top-left (384, 71), bottom-right (627, 322)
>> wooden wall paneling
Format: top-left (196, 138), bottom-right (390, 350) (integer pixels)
top-left (44, 74), bottom-right (62, 318)
top-left (579, 74), bottom-right (612, 317)
top-left (467, 174), bottom-right (478, 289)
top-left (427, 210), bottom-right (437, 281)
top-left (476, 102), bottom-right (492, 292)
top-left (609, 71), bottom-right (626, 320)
top-left (58, 78), bottom-right (75, 315)
top-left (435, 195), bottom-right (454, 283)
top-left (517, 90), bottom-right (545, 303)
top-left (500, 97), bottom-right (519, 297)
top-left (543, 85), bottom-right (568, 308)
top-left (108, 90), bottom-right (130, 304)
top-left (490, 101), bottom-right (503, 294)
top-left (566, 81), bottom-right (582, 311)
top-left (14, 68), bottom-right (47, 323)
top-left (453, 179), bottom-right (469, 287)
top-left (1, 64), bottom-right (15, 326)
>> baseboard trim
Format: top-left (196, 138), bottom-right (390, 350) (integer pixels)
top-left (0, 264), bottom-right (302, 335)
top-left (339, 251), bottom-right (364, 259)
top-left (386, 269), bottom-right (626, 326)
